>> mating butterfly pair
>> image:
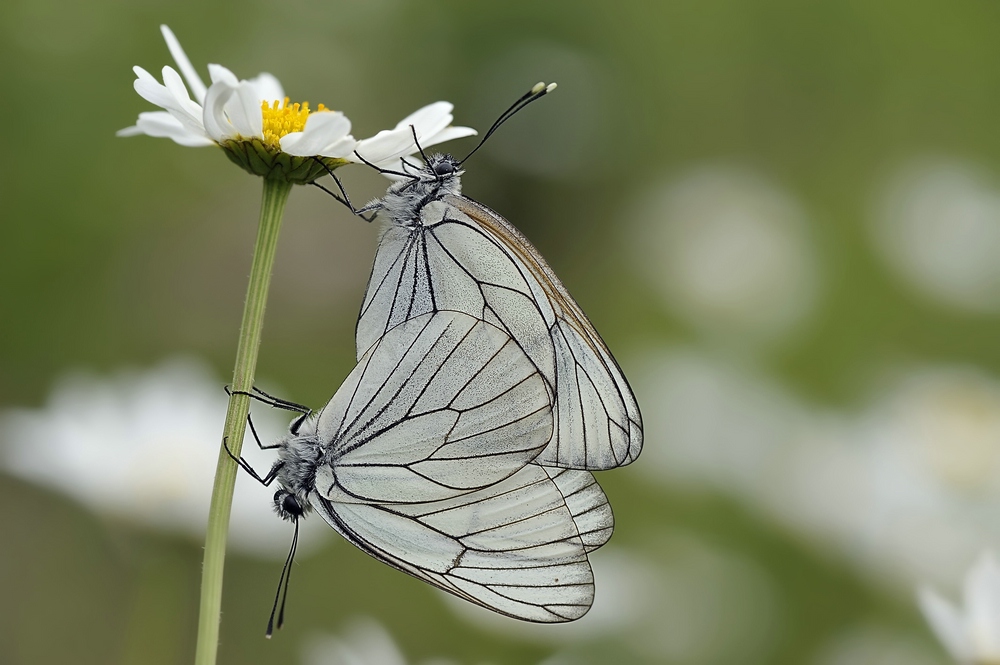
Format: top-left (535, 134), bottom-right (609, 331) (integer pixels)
top-left (237, 84), bottom-right (642, 631)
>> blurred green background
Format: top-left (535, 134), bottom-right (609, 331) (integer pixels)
top-left (3, 0), bottom-right (1000, 663)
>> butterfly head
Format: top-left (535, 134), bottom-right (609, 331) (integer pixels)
top-left (273, 488), bottom-right (306, 521)
top-left (430, 155), bottom-right (459, 178)
top-left (383, 153), bottom-right (464, 216)
top-left (414, 153), bottom-right (463, 187)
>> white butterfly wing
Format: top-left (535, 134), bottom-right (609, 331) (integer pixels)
top-left (311, 463), bottom-right (598, 622)
top-left (543, 467), bottom-right (614, 553)
top-left (313, 310), bottom-right (552, 504)
top-left (356, 195), bottom-right (642, 470)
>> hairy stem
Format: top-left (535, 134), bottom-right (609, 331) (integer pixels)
top-left (194, 177), bottom-right (292, 665)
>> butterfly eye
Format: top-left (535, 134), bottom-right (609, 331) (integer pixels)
top-left (282, 494), bottom-right (303, 517)
top-left (433, 160), bottom-right (456, 176)
top-left (273, 490), bottom-right (304, 517)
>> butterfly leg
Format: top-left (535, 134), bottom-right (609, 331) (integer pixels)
top-left (309, 158), bottom-right (381, 222)
top-left (225, 385), bottom-right (312, 443)
top-left (222, 436), bottom-right (283, 486)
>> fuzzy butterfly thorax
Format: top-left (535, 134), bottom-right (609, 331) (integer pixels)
top-left (272, 414), bottom-right (323, 521)
top-left (379, 154), bottom-right (464, 228)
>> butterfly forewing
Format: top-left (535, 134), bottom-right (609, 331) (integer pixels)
top-left (356, 193), bottom-right (642, 470)
top-left (313, 311), bottom-right (553, 505)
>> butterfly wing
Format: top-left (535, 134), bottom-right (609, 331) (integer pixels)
top-left (542, 466), bottom-right (614, 553)
top-left (312, 310), bottom-right (553, 504)
top-left (356, 195), bottom-right (642, 470)
top-left (310, 462), bottom-right (600, 622)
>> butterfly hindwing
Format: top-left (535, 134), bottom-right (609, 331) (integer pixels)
top-left (311, 462), bottom-right (597, 623)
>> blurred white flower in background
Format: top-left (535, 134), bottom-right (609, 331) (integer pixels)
top-left (626, 167), bottom-right (819, 342)
top-left (918, 552), bottom-right (1000, 665)
top-left (813, 624), bottom-right (946, 665)
top-left (632, 349), bottom-right (1000, 595)
top-left (0, 357), bottom-right (329, 557)
top-left (445, 541), bottom-right (779, 665)
top-left (628, 349), bottom-right (807, 493)
top-left (873, 159), bottom-right (1000, 313)
top-left (302, 617), bottom-right (456, 665)
top-left (302, 616), bottom-right (574, 665)
top-left (853, 368), bottom-right (1000, 588)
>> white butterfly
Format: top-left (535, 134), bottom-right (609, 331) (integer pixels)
top-left (354, 146), bottom-right (643, 471)
top-left (263, 310), bottom-right (612, 624)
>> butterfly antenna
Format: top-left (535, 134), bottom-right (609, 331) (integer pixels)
top-left (459, 81), bottom-right (557, 166)
top-left (266, 516), bottom-right (299, 638)
top-left (409, 124), bottom-right (435, 180)
top-left (351, 149), bottom-right (419, 181)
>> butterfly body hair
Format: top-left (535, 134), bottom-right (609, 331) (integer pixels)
top-left (378, 154), bottom-right (464, 229)
top-left (272, 415), bottom-right (323, 521)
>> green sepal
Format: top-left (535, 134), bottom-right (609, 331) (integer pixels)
top-left (219, 139), bottom-right (350, 184)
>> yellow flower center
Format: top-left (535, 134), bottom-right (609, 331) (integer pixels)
top-left (260, 98), bottom-right (328, 150)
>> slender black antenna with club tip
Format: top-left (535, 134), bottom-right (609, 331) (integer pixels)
top-left (459, 81), bottom-right (557, 166)
top-left (266, 516), bottom-right (300, 638)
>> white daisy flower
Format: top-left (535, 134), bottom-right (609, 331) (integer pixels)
top-left (351, 101), bottom-right (477, 174)
top-left (119, 26), bottom-right (476, 184)
top-left (118, 26), bottom-right (357, 184)
top-left (919, 552), bottom-right (1000, 665)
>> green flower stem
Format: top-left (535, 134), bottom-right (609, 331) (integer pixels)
top-left (194, 177), bottom-right (292, 665)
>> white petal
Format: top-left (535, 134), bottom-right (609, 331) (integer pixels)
top-left (226, 80), bottom-right (263, 139)
top-left (248, 72), bottom-right (284, 105)
top-left (279, 111), bottom-right (354, 156)
top-left (202, 81), bottom-right (238, 142)
top-left (116, 125), bottom-right (144, 137)
top-left (160, 66), bottom-right (205, 127)
top-left (353, 127), bottom-right (419, 166)
top-left (159, 25), bottom-right (207, 104)
top-left (207, 64), bottom-right (239, 87)
top-left (318, 135), bottom-right (359, 159)
top-left (394, 101), bottom-right (454, 133)
top-left (132, 66), bottom-right (206, 139)
top-left (132, 66), bottom-right (178, 110)
top-left (421, 124), bottom-right (477, 149)
top-left (353, 102), bottom-right (477, 172)
top-left (918, 586), bottom-right (974, 662)
top-left (123, 111), bottom-right (215, 146)
top-left (965, 552), bottom-right (1000, 658)
top-left (374, 157), bottom-right (424, 179)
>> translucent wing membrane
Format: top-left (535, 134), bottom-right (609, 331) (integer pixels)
top-left (357, 195), bottom-right (642, 470)
top-left (543, 467), bottom-right (614, 553)
top-left (311, 463), bottom-right (598, 622)
top-left (314, 311), bottom-right (553, 504)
